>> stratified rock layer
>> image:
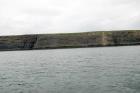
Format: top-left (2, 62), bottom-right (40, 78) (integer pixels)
top-left (0, 30), bottom-right (140, 51)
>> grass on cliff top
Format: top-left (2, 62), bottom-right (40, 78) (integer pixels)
top-left (0, 30), bottom-right (139, 37)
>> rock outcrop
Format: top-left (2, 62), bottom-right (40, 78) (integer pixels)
top-left (0, 30), bottom-right (140, 51)
top-left (0, 35), bottom-right (37, 51)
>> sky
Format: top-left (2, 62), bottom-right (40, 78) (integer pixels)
top-left (0, 0), bottom-right (140, 35)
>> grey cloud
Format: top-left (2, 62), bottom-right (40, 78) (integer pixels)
top-left (0, 0), bottom-right (140, 35)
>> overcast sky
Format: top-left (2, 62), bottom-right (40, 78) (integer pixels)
top-left (0, 0), bottom-right (140, 35)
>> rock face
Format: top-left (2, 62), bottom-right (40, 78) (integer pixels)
top-left (0, 30), bottom-right (140, 51)
top-left (0, 35), bottom-right (37, 51)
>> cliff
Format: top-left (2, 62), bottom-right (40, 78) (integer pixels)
top-left (0, 30), bottom-right (140, 51)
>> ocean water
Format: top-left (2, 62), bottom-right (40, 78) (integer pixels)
top-left (0, 46), bottom-right (140, 93)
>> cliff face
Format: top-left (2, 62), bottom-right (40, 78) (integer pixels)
top-left (34, 31), bottom-right (140, 49)
top-left (0, 35), bottom-right (37, 51)
top-left (0, 30), bottom-right (140, 51)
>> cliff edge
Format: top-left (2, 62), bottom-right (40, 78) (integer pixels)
top-left (0, 30), bottom-right (140, 51)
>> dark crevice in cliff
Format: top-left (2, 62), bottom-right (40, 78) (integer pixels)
top-left (23, 35), bottom-right (38, 50)
top-left (31, 35), bottom-right (38, 49)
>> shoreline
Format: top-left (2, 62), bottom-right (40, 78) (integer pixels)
top-left (0, 30), bottom-right (140, 51)
top-left (0, 44), bottom-right (140, 52)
